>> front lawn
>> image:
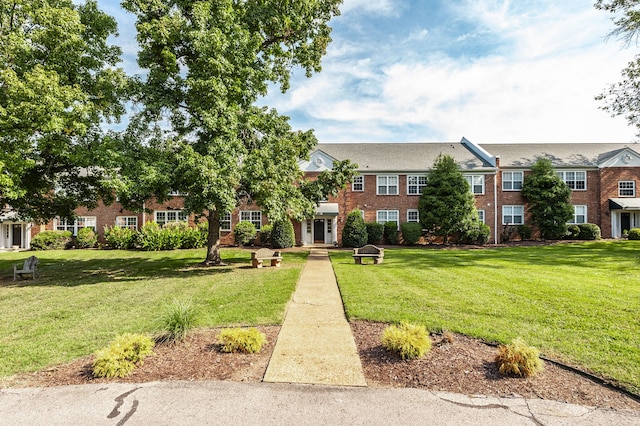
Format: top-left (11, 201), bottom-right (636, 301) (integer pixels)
top-left (0, 249), bottom-right (306, 378)
top-left (331, 241), bottom-right (640, 394)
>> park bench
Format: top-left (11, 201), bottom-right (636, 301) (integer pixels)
top-left (251, 248), bottom-right (283, 268)
top-left (13, 255), bottom-right (38, 281)
top-left (352, 245), bottom-right (384, 264)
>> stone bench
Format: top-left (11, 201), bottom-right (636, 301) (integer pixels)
top-left (251, 248), bottom-right (283, 268)
top-left (352, 245), bottom-right (384, 264)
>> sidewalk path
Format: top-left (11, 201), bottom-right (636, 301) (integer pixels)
top-left (263, 249), bottom-right (366, 386)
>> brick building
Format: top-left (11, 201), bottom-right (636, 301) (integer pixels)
top-left (4, 138), bottom-right (640, 249)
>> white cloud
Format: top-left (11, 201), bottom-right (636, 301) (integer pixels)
top-left (340, 0), bottom-right (402, 16)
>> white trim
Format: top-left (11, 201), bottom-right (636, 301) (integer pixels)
top-left (407, 209), bottom-right (420, 222)
top-left (569, 205), bottom-right (587, 224)
top-left (502, 205), bottom-right (524, 225)
top-left (351, 175), bottom-right (364, 192)
top-left (618, 180), bottom-right (636, 197)
top-left (464, 174), bottom-right (485, 195)
top-left (239, 210), bottom-right (262, 230)
top-left (502, 171), bottom-right (523, 191)
top-left (377, 175), bottom-right (399, 195)
top-left (407, 175), bottom-right (427, 195)
top-left (377, 210), bottom-right (400, 229)
top-left (557, 170), bottom-right (587, 191)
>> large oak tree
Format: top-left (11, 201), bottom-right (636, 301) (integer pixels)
top-left (118, 0), bottom-right (355, 264)
top-left (0, 0), bottom-right (128, 221)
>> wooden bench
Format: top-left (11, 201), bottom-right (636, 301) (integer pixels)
top-left (14, 255), bottom-right (38, 281)
top-left (353, 245), bottom-right (384, 264)
top-left (251, 248), bottom-right (283, 268)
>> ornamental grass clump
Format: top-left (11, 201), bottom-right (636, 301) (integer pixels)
top-left (218, 327), bottom-right (267, 353)
top-left (495, 338), bottom-right (544, 377)
top-left (381, 321), bottom-right (432, 360)
top-left (92, 333), bottom-right (155, 378)
top-left (157, 298), bottom-right (199, 344)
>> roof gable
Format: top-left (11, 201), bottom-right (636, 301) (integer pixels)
top-left (598, 147), bottom-right (640, 168)
top-left (298, 149), bottom-right (336, 172)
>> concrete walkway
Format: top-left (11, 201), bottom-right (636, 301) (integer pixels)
top-left (263, 249), bottom-right (366, 386)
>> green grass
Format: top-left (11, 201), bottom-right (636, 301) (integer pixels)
top-left (331, 241), bottom-right (640, 394)
top-left (0, 249), bottom-right (306, 378)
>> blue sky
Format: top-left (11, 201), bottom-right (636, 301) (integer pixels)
top-left (100, 0), bottom-right (637, 144)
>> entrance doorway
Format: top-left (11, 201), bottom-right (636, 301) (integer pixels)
top-left (622, 213), bottom-right (631, 233)
top-left (314, 219), bottom-right (325, 243)
top-left (12, 224), bottom-right (22, 247)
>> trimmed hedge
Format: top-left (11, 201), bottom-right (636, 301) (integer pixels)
top-left (400, 222), bottom-right (422, 245)
top-left (76, 227), bottom-right (97, 248)
top-left (628, 228), bottom-right (640, 240)
top-left (578, 223), bottom-right (601, 240)
top-left (342, 209), bottom-right (367, 248)
top-left (384, 221), bottom-right (398, 245)
top-left (234, 221), bottom-right (257, 246)
top-left (365, 222), bottom-right (384, 245)
top-left (30, 230), bottom-right (72, 250)
top-left (271, 219), bottom-right (295, 249)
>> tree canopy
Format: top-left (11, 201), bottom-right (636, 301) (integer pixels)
top-left (117, 0), bottom-right (355, 264)
top-left (521, 158), bottom-right (574, 240)
top-left (595, 0), bottom-right (640, 136)
top-left (0, 0), bottom-right (128, 221)
top-left (419, 154), bottom-right (478, 244)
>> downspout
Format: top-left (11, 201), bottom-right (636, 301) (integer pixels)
top-left (142, 202), bottom-right (146, 226)
top-left (494, 171), bottom-right (498, 244)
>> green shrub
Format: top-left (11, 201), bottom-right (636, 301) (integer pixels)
top-left (383, 221), bottom-right (398, 245)
top-left (460, 222), bottom-right (490, 245)
top-left (517, 224), bottom-right (532, 241)
top-left (92, 333), bottom-right (155, 378)
top-left (271, 219), bottom-right (295, 249)
top-left (400, 222), bottom-right (422, 245)
top-left (137, 222), bottom-right (163, 251)
top-left (578, 223), bottom-right (601, 240)
top-left (381, 321), bottom-right (432, 360)
top-left (342, 209), bottom-right (368, 247)
top-left (30, 230), bottom-right (72, 250)
top-left (75, 227), bottom-right (97, 248)
top-left (234, 221), bottom-right (257, 246)
top-left (495, 338), bottom-right (544, 377)
top-left (628, 228), bottom-right (640, 240)
top-left (365, 222), bottom-right (384, 245)
top-left (157, 298), bottom-right (199, 343)
top-left (217, 327), bottom-right (267, 353)
top-left (565, 224), bottom-right (581, 240)
top-left (104, 225), bottom-right (137, 249)
top-left (179, 225), bottom-right (207, 249)
top-left (259, 224), bottom-right (273, 245)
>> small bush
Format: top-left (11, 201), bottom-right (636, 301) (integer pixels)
top-left (342, 209), bottom-right (368, 248)
top-left (565, 224), bottom-right (581, 240)
top-left (578, 223), bottom-right (601, 240)
top-left (400, 222), bottom-right (422, 245)
top-left (30, 230), bottom-right (72, 250)
top-left (76, 227), bottom-right (97, 248)
top-left (628, 228), bottom-right (640, 240)
top-left (381, 321), bottom-right (432, 360)
top-left (259, 224), bottom-right (273, 245)
top-left (495, 338), bottom-right (544, 377)
top-left (104, 225), bottom-right (137, 249)
top-left (271, 219), bottom-right (295, 249)
top-left (517, 224), bottom-right (532, 241)
top-left (218, 327), bottom-right (267, 353)
top-left (92, 333), bottom-right (155, 378)
top-left (157, 299), bottom-right (199, 343)
top-left (365, 222), bottom-right (384, 245)
top-left (234, 221), bottom-right (257, 246)
top-left (137, 222), bottom-right (163, 251)
top-left (383, 221), bottom-right (398, 245)
top-left (460, 221), bottom-right (491, 245)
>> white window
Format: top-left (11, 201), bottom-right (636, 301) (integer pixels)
top-left (220, 212), bottom-right (231, 231)
top-left (352, 175), bottom-right (364, 192)
top-left (155, 210), bottom-right (188, 226)
top-left (477, 210), bottom-right (485, 224)
top-left (619, 181), bottom-right (636, 197)
top-left (407, 175), bottom-right (428, 195)
top-left (240, 210), bottom-right (262, 230)
top-left (557, 171), bottom-right (586, 190)
top-left (465, 175), bottom-right (485, 194)
top-left (377, 175), bottom-right (399, 195)
top-left (502, 205), bottom-right (524, 225)
top-left (407, 209), bottom-right (420, 222)
top-left (502, 171), bottom-right (523, 191)
top-left (377, 210), bottom-right (399, 229)
top-left (168, 190), bottom-right (186, 196)
top-left (115, 216), bottom-right (138, 230)
top-left (56, 216), bottom-right (97, 235)
top-left (569, 205), bottom-right (587, 224)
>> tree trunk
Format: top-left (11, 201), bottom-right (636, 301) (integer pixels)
top-left (203, 210), bottom-right (225, 266)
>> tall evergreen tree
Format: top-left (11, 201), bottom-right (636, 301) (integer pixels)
top-left (521, 158), bottom-right (574, 240)
top-left (419, 154), bottom-right (477, 244)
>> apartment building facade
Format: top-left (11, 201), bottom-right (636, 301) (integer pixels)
top-left (5, 138), bottom-right (639, 249)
